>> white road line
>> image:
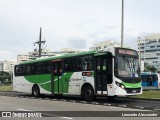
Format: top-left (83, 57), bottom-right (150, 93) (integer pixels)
top-left (17, 108), bottom-right (30, 111)
top-left (61, 117), bottom-right (73, 119)
top-left (38, 112), bottom-right (73, 119)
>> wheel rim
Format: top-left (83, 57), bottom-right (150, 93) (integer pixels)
top-left (84, 88), bottom-right (93, 100)
top-left (86, 90), bottom-right (92, 97)
top-left (34, 89), bottom-right (38, 96)
top-left (33, 87), bottom-right (39, 96)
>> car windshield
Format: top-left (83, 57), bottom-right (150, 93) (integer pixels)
top-left (115, 55), bottom-right (140, 78)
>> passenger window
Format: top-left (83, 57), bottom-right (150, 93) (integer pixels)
top-left (15, 65), bottom-right (23, 76)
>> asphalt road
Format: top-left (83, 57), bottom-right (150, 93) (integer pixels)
top-left (1, 91), bottom-right (160, 111)
top-left (0, 92), bottom-right (159, 120)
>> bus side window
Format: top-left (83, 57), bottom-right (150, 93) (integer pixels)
top-left (64, 64), bottom-right (70, 71)
top-left (102, 59), bottom-right (106, 71)
top-left (81, 56), bottom-right (93, 71)
top-left (53, 63), bottom-right (58, 74)
top-left (59, 62), bottom-right (63, 75)
top-left (82, 61), bottom-right (87, 70)
top-left (46, 63), bottom-right (51, 73)
top-left (107, 52), bottom-right (113, 84)
top-left (22, 65), bottom-right (27, 75)
top-left (15, 65), bottom-right (22, 76)
top-left (87, 60), bottom-right (92, 70)
top-left (96, 58), bottom-right (101, 71)
top-left (86, 56), bottom-right (93, 71)
top-left (35, 63), bottom-right (41, 74)
top-left (77, 58), bottom-right (82, 71)
top-left (30, 64), bottom-right (35, 75)
top-left (41, 62), bottom-right (51, 74)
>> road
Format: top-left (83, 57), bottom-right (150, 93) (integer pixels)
top-left (1, 91), bottom-right (160, 111)
top-left (0, 92), bottom-right (159, 120)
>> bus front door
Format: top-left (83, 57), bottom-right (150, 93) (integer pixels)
top-left (95, 53), bottom-right (113, 95)
top-left (51, 60), bottom-right (63, 94)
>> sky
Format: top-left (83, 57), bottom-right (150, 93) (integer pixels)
top-left (0, 0), bottom-right (160, 61)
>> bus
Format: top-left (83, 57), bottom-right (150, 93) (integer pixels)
top-left (13, 47), bottom-right (142, 101)
top-left (141, 72), bottom-right (160, 90)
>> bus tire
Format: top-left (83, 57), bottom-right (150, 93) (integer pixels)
top-left (82, 85), bottom-right (94, 101)
top-left (32, 85), bottom-right (40, 97)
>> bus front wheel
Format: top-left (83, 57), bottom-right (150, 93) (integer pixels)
top-left (32, 85), bottom-right (40, 97)
top-left (82, 85), bottom-right (94, 101)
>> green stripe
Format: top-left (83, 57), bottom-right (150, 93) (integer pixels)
top-left (24, 72), bottom-right (73, 93)
top-left (122, 82), bottom-right (141, 88)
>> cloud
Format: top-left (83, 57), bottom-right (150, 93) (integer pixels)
top-left (0, 0), bottom-right (160, 62)
top-left (67, 38), bottom-right (87, 50)
top-left (0, 51), bottom-right (15, 60)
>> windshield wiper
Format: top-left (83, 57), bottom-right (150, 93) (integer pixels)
top-left (122, 55), bottom-right (134, 75)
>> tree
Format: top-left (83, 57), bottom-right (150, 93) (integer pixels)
top-left (144, 62), bottom-right (157, 73)
top-left (0, 71), bottom-right (11, 84)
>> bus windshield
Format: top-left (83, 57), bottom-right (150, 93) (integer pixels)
top-left (115, 55), bottom-right (140, 78)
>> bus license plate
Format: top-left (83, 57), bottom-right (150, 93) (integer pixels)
top-left (132, 90), bottom-right (137, 93)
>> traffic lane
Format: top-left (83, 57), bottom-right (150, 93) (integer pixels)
top-left (0, 95), bottom-right (143, 111)
top-left (0, 96), bottom-right (158, 120)
top-left (1, 91), bottom-right (160, 111)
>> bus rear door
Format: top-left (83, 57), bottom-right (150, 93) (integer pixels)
top-left (51, 59), bottom-right (63, 94)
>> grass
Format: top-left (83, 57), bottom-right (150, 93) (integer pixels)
top-left (0, 84), bottom-right (13, 92)
top-left (129, 90), bottom-right (160, 99)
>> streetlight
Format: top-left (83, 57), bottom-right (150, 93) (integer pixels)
top-left (121, 0), bottom-right (124, 47)
top-left (138, 37), bottom-right (141, 72)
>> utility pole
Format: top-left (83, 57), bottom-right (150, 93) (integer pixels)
top-left (138, 37), bottom-right (141, 72)
top-left (34, 27), bottom-right (46, 57)
top-left (121, 0), bottom-right (124, 47)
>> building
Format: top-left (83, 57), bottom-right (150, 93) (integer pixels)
top-left (89, 40), bottom-right (121, 50)
top-left (17, 48), bottom-right (80, 63)
top-left (138, 33), bottom-right (160, 70)
top-left (0, 61), bottom-right (3, 71)
top-left (0, 60), bottom-right (16, 72)
top-left (28, 49), bottom-right (56, 60)
top-left (17, 54), bottom-right (29, 63)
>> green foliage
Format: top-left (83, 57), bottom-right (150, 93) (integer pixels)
top-left (144, 62), bottom-right (157, 73)
top-left (0, 71), bottom-right (11, 84)
top-left (130, 90), bottom-right (160, 99)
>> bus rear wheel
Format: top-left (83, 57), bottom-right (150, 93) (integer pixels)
top-left (82, 85), bottom-right (94, 101)
top-left (32, 85), bottom-right (40, 97)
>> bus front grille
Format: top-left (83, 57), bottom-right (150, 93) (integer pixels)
top-left (125, 88), bottom-right (141, 94)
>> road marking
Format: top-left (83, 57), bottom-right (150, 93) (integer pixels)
top-left (135, 106), bottom-right (144, 109)
top-left (118, 105), bottom-right (127, 108)
top-left (61, 117), bottom-right (73, 119)
top-left (103, 103), bottom-right (111, 106)
top-left (70, 100), bottom-right (76, 103)
top-left (44, 98), bottom-right (49, 100)
top-left (91, 102), bottom-right (99, 105)
top-left (17, 108), bottom-right (30, 111)
top-left (37, 112), bottom-right (73, 119)
top-left (80, 101), bottom-right (87, 104)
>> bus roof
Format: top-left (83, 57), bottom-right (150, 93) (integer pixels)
top-left (18, 47), bottom-right (137, 65)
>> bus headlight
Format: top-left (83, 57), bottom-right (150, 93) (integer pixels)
top-left (121, 85), bottom-right (125, 89)
top-left (116, 81), bottom-right (125, 89)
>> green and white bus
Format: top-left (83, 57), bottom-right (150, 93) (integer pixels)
top-left (13, 47), bottom-right (142, 100)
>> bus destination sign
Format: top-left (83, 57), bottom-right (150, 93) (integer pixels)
top-left (118, 49), bottom-right (137, 56)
